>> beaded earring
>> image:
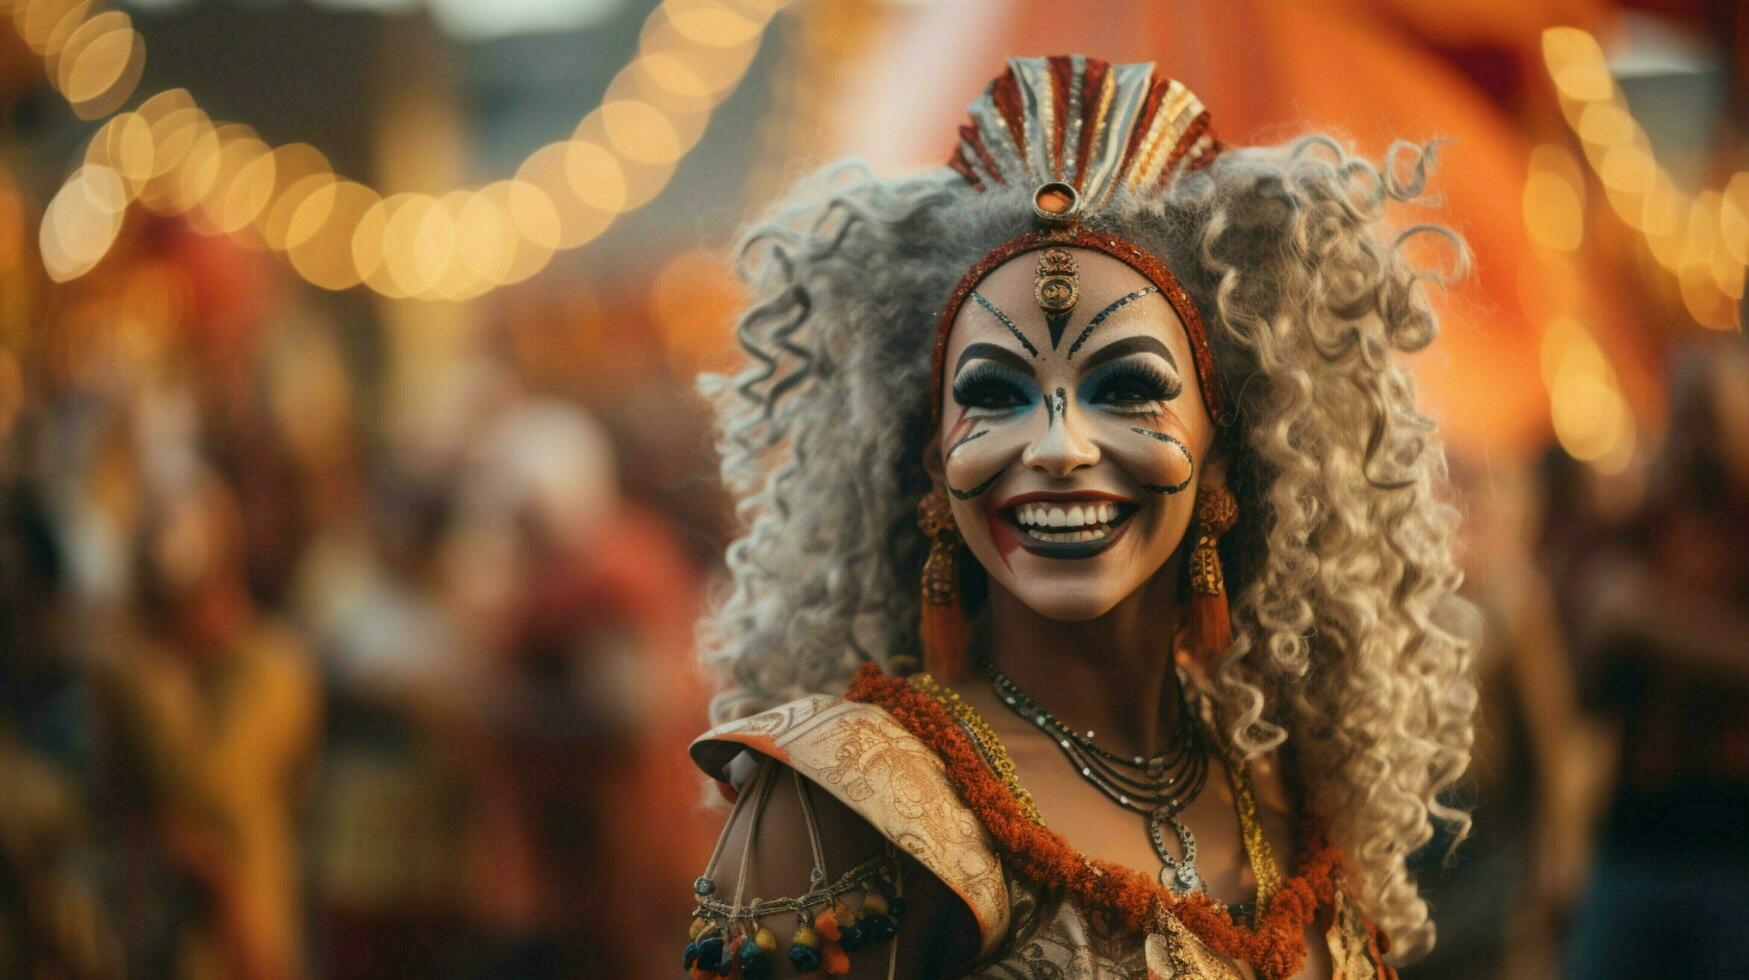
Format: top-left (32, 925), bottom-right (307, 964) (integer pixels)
top-left (1187, 483), bottom-right (1239, 667)
top-left (917, 486), bottom-right (971, 681)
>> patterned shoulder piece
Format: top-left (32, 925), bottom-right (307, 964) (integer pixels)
top-left (691, 694), bottom-right (1012, 959)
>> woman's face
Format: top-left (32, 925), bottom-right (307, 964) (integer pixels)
top-left (932, 248), bottom-right (1219, 622)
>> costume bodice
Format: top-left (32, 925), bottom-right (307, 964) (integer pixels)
top-left (689, 676), bottom-right (1397, 979)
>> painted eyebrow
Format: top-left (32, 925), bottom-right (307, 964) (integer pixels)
top-left (970, 292), bottom-right (1039, 358)
top-left (954, 342), bottom-right (1037, 378)
top-left (1066, 286), bottom-right (1160, 358)
top-left (1078, 335), bottom-right (1178, 373)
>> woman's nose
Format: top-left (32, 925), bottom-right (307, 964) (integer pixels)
top-left (1021, 387), bottom-right (1100, 477)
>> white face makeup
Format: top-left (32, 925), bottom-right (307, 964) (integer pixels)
top-left (932, 248), bottom-right (1219, 622)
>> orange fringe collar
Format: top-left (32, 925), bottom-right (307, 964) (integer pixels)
top-left (845, 664), bottom-right (1350, 980)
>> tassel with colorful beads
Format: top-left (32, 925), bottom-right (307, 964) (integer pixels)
top-left (788, 922), bottom-right (822, 974)
top-left (739, 926), bottom-right (777, 980)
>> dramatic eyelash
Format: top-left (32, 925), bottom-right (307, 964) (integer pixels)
top-left (1085, 360), bottom-right (1182, 403)
top-left (952, 363), bottom-right (1033, 407)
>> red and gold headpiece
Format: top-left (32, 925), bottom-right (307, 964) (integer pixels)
top-left (932, 56), bottom-right (1228, 427)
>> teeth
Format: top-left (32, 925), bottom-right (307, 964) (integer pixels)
top-left (1022, 526), bottom-right (1109, 543)
top-left (1011, 501), bottom-right (1127, 528)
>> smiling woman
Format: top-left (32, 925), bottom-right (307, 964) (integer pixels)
top-left (684, 56), bottom-right (1474, 979)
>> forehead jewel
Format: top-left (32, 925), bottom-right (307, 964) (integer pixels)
top-left (946, 55), bottom-right (1221, 207)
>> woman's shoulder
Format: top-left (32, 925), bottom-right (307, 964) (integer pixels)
top-left (684, 691), bottom-right (996, 977)
top-left (690, 691), bottom-right (1009, 953)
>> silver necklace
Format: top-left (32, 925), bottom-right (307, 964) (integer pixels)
top-left (980, 658), bottom-right (1208, 893)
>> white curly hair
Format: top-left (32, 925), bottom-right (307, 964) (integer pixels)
top-left (696, 136), bottom-right (1476, 962)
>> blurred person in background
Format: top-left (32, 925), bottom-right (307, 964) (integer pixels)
top-left (0, 474), bottom-right (123, 979)
top-left (683, 57), bottom-right (1474, 978)
top-left (1409, 456), bottom-right (1605, 980)
top-left (95, 469), bottom-right (319, 980)
top-left (1566, 337), bottom-right (1749, 978)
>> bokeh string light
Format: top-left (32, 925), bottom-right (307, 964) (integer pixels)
top-left (1531, 26), bottom-right (1745, 472)
top-left (1541, 26), bottom-right (1745, 332)
top-left (7, 0), bottom-right (790, 296)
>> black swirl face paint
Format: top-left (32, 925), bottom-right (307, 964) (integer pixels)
top-left (946, 428), bottom-right (990, 458)
top-left (1130, 427), bottom-right (1194, 494)
top-left (947, 470), bottom-right (1003, 500)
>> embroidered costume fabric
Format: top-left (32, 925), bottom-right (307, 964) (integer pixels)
top-left (691, 688), bottom-right (1397, 979)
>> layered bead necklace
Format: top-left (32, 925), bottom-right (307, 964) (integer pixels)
top-left (979, 657), bottom-right (1210, 893)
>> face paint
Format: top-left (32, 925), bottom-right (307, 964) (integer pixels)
top-left (1066, 286), bottom-right (1159, 359)
top-left (936, 248), bottom-right (1219, 623)
top-left (970, 292), bottom-right (1039, 358)
top-left (1129, 428), bottom-right (1195, 494)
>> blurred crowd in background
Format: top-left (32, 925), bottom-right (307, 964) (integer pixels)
top-left (0, 0), bottom-right (1744, 977)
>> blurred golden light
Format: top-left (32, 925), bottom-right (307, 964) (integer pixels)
top-left (1542, 27), bottom-right (1613, 102)
top-left (282, 172), bottom-right (343, 252)
top-left (137, 106), bottom-right (210, 210)
top-left (31, 0), bottom-right (91, 60)
top-left (633, 52), bottom-right (714, 105)
top-left (1677, 259), bottom-right (1737, 331)
top-left (17, 0), bottom-right (785, 297)
top-left (212, 136), bottom-right (276, 237)
top-left (380, 192), bottom-right (440, 298)
top-left (256, 145), bottom-right (333, 247)
top-left (1539, 315), bottom-right (1598, 389)
top-left (1576, 101), bottom-right (1635, 147)
top-left (639, 12), bottom-right (761, 94)
top-left (599, 100), bottom-right (685, 166)
top-left (515, 141), bottom-right (615, 250)
top-left (56, 12), bottom-right (144, 119)
top-left (134, 87), bottom-right (195, 148)
top-left (417, 190), bottom-right (471, 301)
top-left (350, 193), bottom-right (401, 298)
top-left (1641, 179), bottom-right (1688, 270)
top-left (1597, 143), bottom-right (1654, 194)
top-left (167, 119), bottom-right (230, 222)
top-left (574, 111), bottom-right (679, 212)
top-left (265, 171), bottom-right (338, 252)
top-left (86, 112), bottom-right (155, 194)
top-left (47, 8), bottom-right (123, 80)
top-left (561, 137), bottom-right (629, 215)
top-left (1720, 173), bottom-right (1748, 267)
top-left (1548, 345), bottom-right (1630, 463)
top-left (40, 165), bottom-right (126, 282)
top-left (287, 179), bottom-right (377, 291)
top-left (455, 189), bottom-right (516, 292)
top-left (664, 0), bottom-right (765, 48)
top-left (603, 70), bottom-right (712, 156)
top-left (12, 0), bottom-right (69, 51)
top-left (493, 178), bottom-right (560, 285)
top-left (1524, 146), bottom-right (1584, 252)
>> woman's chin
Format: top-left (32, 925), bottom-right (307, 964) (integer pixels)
top-left (1009, 584), bottom-right (1125, 623)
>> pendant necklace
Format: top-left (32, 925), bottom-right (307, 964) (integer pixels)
top-left (979, 657), bottom-right (1210, 893)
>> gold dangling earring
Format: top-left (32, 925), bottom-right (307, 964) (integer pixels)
top-left (1187, 483), bottom-right (1239, 668)
top-left (916, 486), bottom-right (971, 681)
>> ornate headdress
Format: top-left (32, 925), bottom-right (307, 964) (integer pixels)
top-left (931, 56), bottom-right (1228, 427)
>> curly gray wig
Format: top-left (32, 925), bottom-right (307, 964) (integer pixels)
top-left (697, 136), bottom-right (1476, 962)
